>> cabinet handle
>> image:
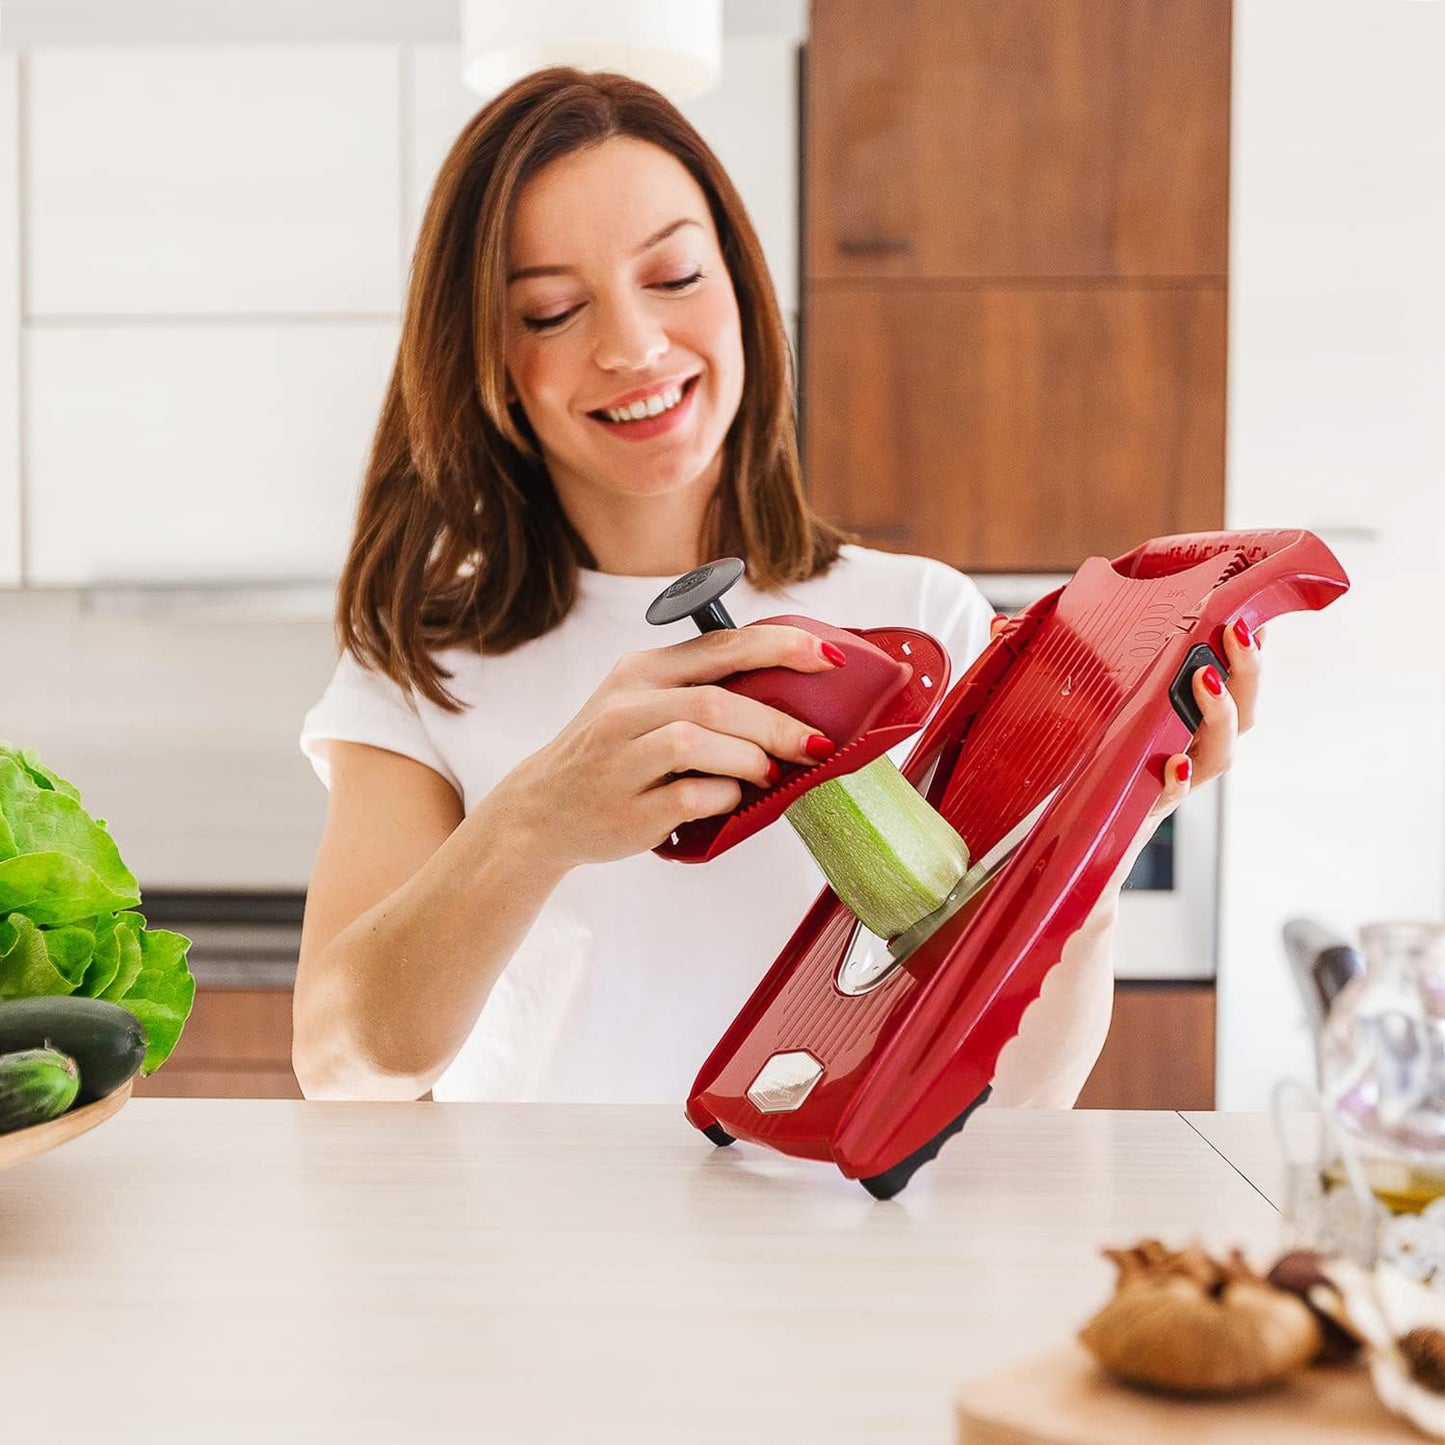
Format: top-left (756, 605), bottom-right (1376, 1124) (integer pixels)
top-left (836, 236), bottom-right (913, 256)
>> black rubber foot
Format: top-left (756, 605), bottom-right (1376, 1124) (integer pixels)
top-left (858, 1084), bottom-right (992, 1200)
top-left (701, 1122), bottom-right (735, 1147)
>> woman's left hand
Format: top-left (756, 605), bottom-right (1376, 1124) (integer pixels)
top-left (987, 612), bottom-right (1265, 817)
top-left (1150, 613), bottom-right (1265, 816)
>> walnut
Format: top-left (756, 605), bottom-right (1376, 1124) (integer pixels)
top-left (1079, 1239), bottom-right (1322, 1395)
top-left (1401, 1326), bottom-right (1445, 1395)
top-left (1266, 1248), bottom-right (1364, 1365)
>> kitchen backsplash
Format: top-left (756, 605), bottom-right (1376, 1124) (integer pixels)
top-left (1, 588), bottom-right (336, 889)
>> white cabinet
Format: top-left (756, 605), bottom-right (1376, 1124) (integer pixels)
top-left (26, 46), bottom-right (402, 316)
top-left (0, 55), bottom-right (20, 586)
top-left (25, 322), bottom-right (397, 584)
top-left (1217, 0), bottom-right (1445, 1108)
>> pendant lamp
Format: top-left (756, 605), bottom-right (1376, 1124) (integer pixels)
top-left (460, 0), bottom-right (723, 101)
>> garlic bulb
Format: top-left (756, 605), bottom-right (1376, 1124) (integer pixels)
top-left (1079, 1241), bottom-right (1322, 1395)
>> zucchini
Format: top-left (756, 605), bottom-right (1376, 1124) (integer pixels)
top-left (785, 754), bottom-right (968, 939)
top-left (0, 996), bottom-right (148, 1103)
top-left (0, 1045), bottom-right (80, 1133)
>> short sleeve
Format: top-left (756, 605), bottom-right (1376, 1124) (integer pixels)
top-left (918, 559), bottom-right (993, 682)
top-left (299, 650), bottom-right (461, 795)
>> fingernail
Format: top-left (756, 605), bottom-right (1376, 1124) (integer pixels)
top-left (1232, 617), bottom-right (1253, 649)
top-left (1201, 665), bottom-right (1225, 697)
top-left (804, 734), bottom-right (835, 761)
top-left (765, 759), bottom-right (782, 786)
top-left (1177, 756), bottom-right (1193, 785)
top-left (820, 642), bottom-right (847, 667)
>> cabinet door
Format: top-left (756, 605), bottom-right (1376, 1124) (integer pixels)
top-left (26, 46), bottom-right (402, 316)
top-left (1075, 982), bottom-right (1215, 1109)
top-left (25, 322), bottom-right (396, 584)
top-left (131, 987), bottom-right (301, 1100)
top-left (806, 0), bottom-right (1231, 281)
top-left (803, 284), bottom-right (1225, 571)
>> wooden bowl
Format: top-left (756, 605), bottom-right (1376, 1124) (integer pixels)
top-left (0, 1077), bottom-right (133, 1169)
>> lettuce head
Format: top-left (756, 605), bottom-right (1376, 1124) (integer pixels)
top-left (0, 743), bottom-right (194, 1072)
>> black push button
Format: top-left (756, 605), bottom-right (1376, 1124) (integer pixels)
top-left (1169, 642), bottom-right (1230, 732)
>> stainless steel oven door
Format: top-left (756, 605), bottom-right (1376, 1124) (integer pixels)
top-left (1114, 789), bottom-right (1219, 980)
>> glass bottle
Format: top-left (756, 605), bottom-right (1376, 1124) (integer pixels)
top-left (1319, 920), bottom-right (1445, 1212)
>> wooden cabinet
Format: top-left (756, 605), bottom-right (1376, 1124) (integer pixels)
top-left (805, 284), bottom-right (1225, 570)
top-left (806, 0), bottom-right (1231, 281)
top-left (133, 987), bottom-right (301, 1100)
top-left (133, 981), bottom-right (1211, 1107)
top-left (1076, 982), bottom-right (1215, 1110)
top-left (803, 0), bottom-right (1231, 572)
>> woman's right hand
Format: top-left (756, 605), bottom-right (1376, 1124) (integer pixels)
top-left (498, 624), bottom-right (847, 869)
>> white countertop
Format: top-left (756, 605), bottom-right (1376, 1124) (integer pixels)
top-left (0, 1101), bottom-right (1289, 1444)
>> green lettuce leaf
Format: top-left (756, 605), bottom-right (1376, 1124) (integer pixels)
top-left (97, 911), bottom-right (146, 1003)
top-left (78, 911), bottom-right (122, 997)
top-left (15, 748), bottom-right (83, 804)
top-left (0, 913), bottom-right (73, 999)
top-left (116, 927), bottom-right (196, 1074)
top-left (0, 755), bottom-right (138, 923)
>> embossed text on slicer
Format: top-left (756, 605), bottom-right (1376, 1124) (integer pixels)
top-left (663, 567), bottom-right (712, 598)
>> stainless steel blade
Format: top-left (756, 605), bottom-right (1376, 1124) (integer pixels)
top-left (887, 786), bottom-right (1061, 962)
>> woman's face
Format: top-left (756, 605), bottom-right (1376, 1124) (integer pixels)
top-left (503, 136), bottom-right (745, 522)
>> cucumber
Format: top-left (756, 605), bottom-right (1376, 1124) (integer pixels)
top-left (0, 996), bottom-right (148, 1104)
top-left (785, 754), bottom-right (969, 939)
top-left (0, 1045), bottom-right (81, 1133)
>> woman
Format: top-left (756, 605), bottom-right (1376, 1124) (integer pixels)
top-left (294, 68), bottom-right (1259, 1106)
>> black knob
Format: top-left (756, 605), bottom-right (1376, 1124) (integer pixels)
top-left (645, 557), bottom-right (745, 633)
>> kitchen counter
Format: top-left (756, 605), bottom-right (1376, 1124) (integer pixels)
top-left (0, 1102), bottom-right (1290, 1443)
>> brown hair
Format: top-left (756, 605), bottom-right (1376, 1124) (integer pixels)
top-left (336, 66), bottom-right (849, 710)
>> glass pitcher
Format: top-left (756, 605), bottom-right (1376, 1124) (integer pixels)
top-left (1318, 920), bottom-right (1445, 1211)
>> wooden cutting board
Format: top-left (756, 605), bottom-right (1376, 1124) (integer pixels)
top-left (956, 1344), bottom-right (1424, 1443)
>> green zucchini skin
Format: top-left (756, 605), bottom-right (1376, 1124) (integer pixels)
top-left (0, 997), bottom-right (148, 1104)
top-left (0, 1045), bottom-right (81, 1133)
top-left (785, 755), bottom-right (969, 939)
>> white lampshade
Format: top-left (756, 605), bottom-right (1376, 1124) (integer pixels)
top-left (460, 0), bottom-right (723, 101)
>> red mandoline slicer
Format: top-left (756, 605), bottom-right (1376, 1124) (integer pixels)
top-left (646, 532), bottom-right (1350, 1198)
top-left (645, 557), bottom-right (955, 864)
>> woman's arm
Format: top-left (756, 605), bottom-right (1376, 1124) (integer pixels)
top-left (292, 741), bottom-right (566, 1100)
top-left (293, 623), bottom-right (848, 1100)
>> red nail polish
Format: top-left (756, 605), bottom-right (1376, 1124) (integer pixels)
top-left (820, 642), bottom-right (847, 667)
top-left (1202, 665), bottom-right (1225, 697)
top-left (1177, 756), bottom-right (1193, 785)
top-left (1232, 617), bottom-right (1252, 649)
top-left (804, 734), bottom-right (835, 761)
top-left (765, 759), bottom-right (782, 786)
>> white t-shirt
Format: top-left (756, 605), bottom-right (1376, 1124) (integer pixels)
top-left (300, 544), bottom-right (994, 1103)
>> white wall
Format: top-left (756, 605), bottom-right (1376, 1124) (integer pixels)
top-left (0, 54), bottom-right (20, 585)
top-left (1218, 0), bottom-right (1445, 1106)
top-left (0, 38), bottom-right (801, 891)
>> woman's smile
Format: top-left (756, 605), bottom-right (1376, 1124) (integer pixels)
top-left (586, 374), bottom-right (702, 441)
